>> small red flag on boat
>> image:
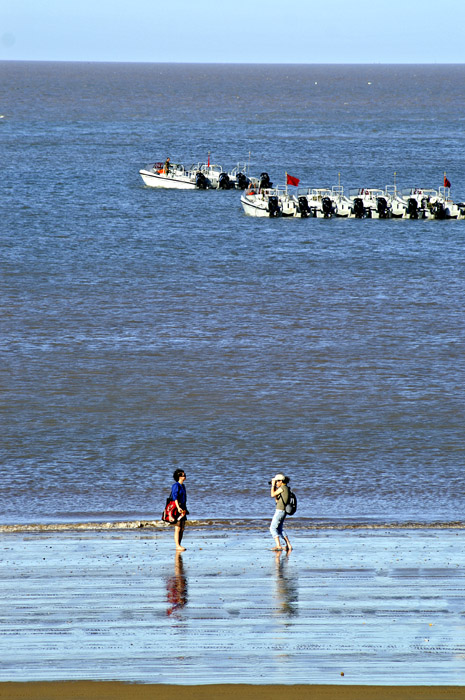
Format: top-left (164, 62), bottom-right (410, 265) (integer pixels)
top-left (286, 173), bottom-right (300, 187)
top-left (444, 175), bottom-right (451, 188)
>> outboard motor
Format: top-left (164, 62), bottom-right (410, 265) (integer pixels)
top-left (419, 197), bottom-right (429, 219)
top-left (236, 172), bottom-right (248, 190)
top-left (322, 197), bottom-right (333, 218)
top-left (268, 195), bottom-right (280, 217)
top-left (431, 201), bottom-right (446, 220)
top-left (353, 198), bottom-right (365, 219)
top-left (218, 172), bottom-right (231, 190)
top-left (195, 171), bottom-right (208, 189)
top-left (260, 172), bottom-right (272, 189)
top-left (377, 197), bottom-right (390, 219)
top-left (407, 198), bottom-right (419, 219)
top-left (298, 196), bottom-right (311, 218)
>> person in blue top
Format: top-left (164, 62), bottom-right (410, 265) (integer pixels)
top-left (171, 469), bottom-right (188, 551)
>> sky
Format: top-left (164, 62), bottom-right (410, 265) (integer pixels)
top-left (2, 0), bottom-right (465, 64)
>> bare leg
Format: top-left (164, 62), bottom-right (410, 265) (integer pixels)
top-left (273, 536), bottom-right (283, 551)
top-left (174, 520), bottom-right (186, 551)
top-left (178, 519), bottom-right (185, 546)
top-left (283, 535), bottom-right (292, 551)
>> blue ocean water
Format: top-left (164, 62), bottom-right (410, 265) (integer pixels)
top-left (1, 62), bottom-right (465, 525)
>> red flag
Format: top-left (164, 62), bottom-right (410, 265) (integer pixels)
top-left (286, 173), bottom-right (300, 187)
top-left (444, 176), bottom-right (451, 188)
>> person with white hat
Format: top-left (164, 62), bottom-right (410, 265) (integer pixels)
top-left (269, 474), bottom-right (292, 551)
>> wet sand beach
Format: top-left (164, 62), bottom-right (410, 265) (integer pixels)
top-left (0, 524), bottom-right (464, 693)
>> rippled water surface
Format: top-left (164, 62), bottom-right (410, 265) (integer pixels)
top-left (1, 62), bottom-right (465, 525)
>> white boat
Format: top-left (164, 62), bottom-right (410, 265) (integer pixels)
top-left (228, 163), bottom-right (258, 190)
top-left (139, 161), bottom-right (210, 189)
top-left (399, 187), bottom-right (461, 219)
top-left (194, 162), bottom-right (225, 189)
top-left (297, 185), bottom-right (353, 218)
top-left (456, 201), bottom-right (465, 219)
top-left (140, 160), bottom-right (258, 191)
top-left (328, 186), bottom-right (353, 217)
top-left (295, 188), bottom-right (332, 218)
top-left (399, 188), bottom-right (436, 219)
top-left (241, 186), bottom-right (298, 217)
top-left (348, 188), bottom-right (393, 219)
top-left (295, 188), bottom-right (344, 218)
top-left (384, 185), bottom-right (408, 218)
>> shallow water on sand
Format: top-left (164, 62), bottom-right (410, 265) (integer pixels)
top-left (1, 527), bottom-right (465, 684)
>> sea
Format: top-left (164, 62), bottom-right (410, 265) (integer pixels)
top-left (2, 61), bottom-right (465, 528)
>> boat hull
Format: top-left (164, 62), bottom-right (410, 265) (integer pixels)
top-left (241, 188), bottom-right (298, 218)
top-left (241, 196), bottom-right (273, 217)
top-left (139, 169), bottom-right (197, 189)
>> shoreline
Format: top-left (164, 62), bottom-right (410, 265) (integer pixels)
top-left (1, 518), bottom-right (465, 533)
top-left (1, 683), bottom-right (465, 700)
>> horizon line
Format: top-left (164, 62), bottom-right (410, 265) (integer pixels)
top-left (1, 58), bottom-right (464, 66)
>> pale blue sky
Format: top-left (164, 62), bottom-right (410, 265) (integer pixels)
top-left (2, 0), bottom-right (465, 63)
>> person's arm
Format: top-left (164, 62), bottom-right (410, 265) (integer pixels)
top-left (270, 479), bottom-right (283, 498)
top-left (175, 499), bottom-right (186, 515)
top-left (173, 484), bottom-right (186, 515)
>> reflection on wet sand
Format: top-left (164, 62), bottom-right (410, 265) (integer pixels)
top-left (273, 550), bottom-right (298, 617)
top-left (166, 551), bottom-right (188, 616)
top-left (2, 528), bottom-right (465, 684)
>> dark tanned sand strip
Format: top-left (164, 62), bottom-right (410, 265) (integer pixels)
top-left (1, 684), bottom-right (465, 700)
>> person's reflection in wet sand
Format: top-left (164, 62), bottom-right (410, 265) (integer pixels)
top-left (273, 550), bottom-right (298, 617)
top-left (166, 551), bottom-right (188, 616)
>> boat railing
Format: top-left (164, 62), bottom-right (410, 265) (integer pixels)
top-left (201, 163), bottom-right (223, 174)
top-left (438, 186), bottom-right (452, 201)
top-left (148, 162), bottom-right (184, 175)
top-left (349, 187), bottom-right (376, 198)
top-left (350, 188), bottom-right (384, 198)
top-left (170, 163), bottom-right (185, 174)
top-left (296, 187), bottom-right (331, 198)
top-left (245, 186), bottom-right (291, 198)
top-left (148, 163), bottom-right (164, 173)
top-left (400, 187), bottom-right (438, 198)
top-left (244, 185), bottom-right (273, 196)
top-left (311, 188), bottom-right (332, 198)
top-left (230, 162), bottom-right (248, 176)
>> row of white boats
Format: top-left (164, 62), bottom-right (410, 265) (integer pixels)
top-left (139, 160), bottom-right (465, 220)
top-left (241, 184), bottom-right (465, 219)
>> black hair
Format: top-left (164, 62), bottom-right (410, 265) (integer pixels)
top-left (173, 468), bottom-right (185, 482)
